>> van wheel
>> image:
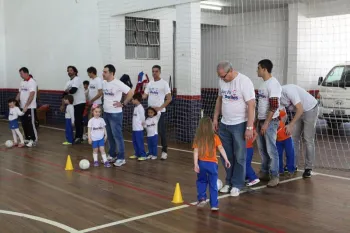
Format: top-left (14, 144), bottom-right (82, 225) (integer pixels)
top-left (326, 121), bottom-right (341, 129)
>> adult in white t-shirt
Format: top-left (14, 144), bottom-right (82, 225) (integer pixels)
top-left (213, 61), bottom-right (256, 197)
top-left (143, 65), bottom-right (172, 160)
top-left (256, 59), bottom-right (282, 188)
top-left (16, 67), bottom-right (38, 147)
top-left (280, 84), bottom-right (318, 178)
top-left (60, 66), bottom-right (86, 144)
top-left (102, 64), bottom-right (134, 167)
top-left (87, 67), bottom-right (103, 105)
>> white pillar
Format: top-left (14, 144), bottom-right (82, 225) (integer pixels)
top-left (0, 0), bottom-right (6, 87)
top-left (175, 2), bottom-right (201, 96)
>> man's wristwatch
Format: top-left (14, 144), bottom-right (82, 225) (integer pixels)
top-left (246, 126), bottom-right (253, 130)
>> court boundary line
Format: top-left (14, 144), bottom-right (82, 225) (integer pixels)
top-left (0, 210), bottom-right (79, 233)
top-left (79, 176), bottom-right (303, 233)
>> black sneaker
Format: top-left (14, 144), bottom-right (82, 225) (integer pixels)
top-left (302, 169), bottom-right (312, 178)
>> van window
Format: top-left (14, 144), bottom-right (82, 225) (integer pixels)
top-left (322, 66), bottom-right (345, 86)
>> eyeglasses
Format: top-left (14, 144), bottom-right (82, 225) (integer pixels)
top-left (218, 72), bottom-right (229, 79)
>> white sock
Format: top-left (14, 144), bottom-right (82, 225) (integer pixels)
top-left (101, 154), bottom-right (107, 163)
top-left (12, 130), bottom-right (18, 144)
top-left (93, 153), bottom-right (98, 162)
top-left (15, 129), bottom-right (24, 144)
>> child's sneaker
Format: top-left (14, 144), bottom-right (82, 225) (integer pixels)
top-left (26, 140), bottom-right (36, 148)
top-left (113, 159), bottom-right (126, 167)
top-left (151, 156), bottom-right (157, 160)
top-left (219, 185), bottom-right (231, 193)
top-left (103, 155), bottom-right (117, 163)
top-left (62, 142), bottom-right (72, 145)
top-left (230, 187), bottom-right (240, 197)
top-left (93, 161), bottom-right (99, 167)
top-left (104, 162), bottom-right (111, 168)
top-left (246, 178), bottom-right (260, 187)
top-left (196, 199), bottom-right (207, 208)
top-left (211, 207), bottom-right (219, 211)
top-left (138, 157), bottom-right (146, 161)
top-left (129, 155), bottom-right (138, 159)
top-left (161, 152), bottom-right (168, 160)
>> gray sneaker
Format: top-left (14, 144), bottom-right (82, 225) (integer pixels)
top-left (258, 171), bottom-right (270, 181)
top-left (267, 176), bottom-right (279, 187)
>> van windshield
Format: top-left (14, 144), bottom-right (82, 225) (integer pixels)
top-left (322, 66), bottom-right (350, 87)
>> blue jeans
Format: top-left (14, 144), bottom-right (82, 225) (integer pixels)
top-left (196, 160), bottom-right (218, 208)
top-left (257, 119), bottom-right (279, 177)
top-left (246, 148), bottom-right (258, 182)
top-left (132, 130), bottom-right (146, 157)
top-left (276, 137), bottom-right (295, 173)
top-left (104, 112), bottom-right (125, 160)
top-left (219, 122), bottom-right (246, 189)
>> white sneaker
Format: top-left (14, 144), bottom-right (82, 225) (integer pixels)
top-left (196, 200), bottom-right (207, 207)
top-left (26, 140), bottom-right (36, 148)
top-left (113, 159), bottom-right (126, 167)
top-left (230, 187), bottom-right (240, 197)
top-left (151, 156), bottom-right (157, 160)
top-left (161, 152), bottom-right (168, 160)
top-left (102, 155), bottom-right (117, 163)
top-left (246, 179), bottom-right (260, 187)
top-left (219, 185), bottom-right (231, 193)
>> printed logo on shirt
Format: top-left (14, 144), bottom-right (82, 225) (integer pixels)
top-left (146, 123), bottom-right (156, 128)
top-left (89, 85), bottom-right (96, 90)
top-left (257, 90), bottom-right (268, 99)
top-left (221, 89), bottom-right (239, 101)
top-left (103, 89), bottom-right (114, 96)
top-left (92, 126), bottom-right (104, 131)
top-left (149, 88), bottom-right (159, 95)
top-left (20, 86), bottom-right (29, 92)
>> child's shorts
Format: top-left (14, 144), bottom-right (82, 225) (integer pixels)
top-left (9, 119), bottom-right (19, 130)
top-left (92, 138), bottom-right (105, 149)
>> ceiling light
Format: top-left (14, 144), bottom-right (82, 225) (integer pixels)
top-left (200, 5), bottom-right (222, 11)
top-left (200, 1), bottom-right (224, 7)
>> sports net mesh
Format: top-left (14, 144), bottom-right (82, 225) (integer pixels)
top-left (1, 0), bottom-right (350, 176)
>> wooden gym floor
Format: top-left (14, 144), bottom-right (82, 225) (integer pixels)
top-left (0, 121), bottom-right (349, 233)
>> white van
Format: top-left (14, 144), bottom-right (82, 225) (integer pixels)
top-left (318, 63), bottom-right (350, 128)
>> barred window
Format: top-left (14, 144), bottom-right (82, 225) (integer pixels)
top-left (125, 17), bottom-right (160, 60)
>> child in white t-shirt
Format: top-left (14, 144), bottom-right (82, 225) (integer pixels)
top-left (88, 104), bottom-right (110, 168)
top-left (8, 98), bottom-right (25, 147)
top-left (130, 93), bottom-right (147, 161)
top-left (63, 95), bottom-right (74, 145)
top-left (144, 107), bottom-right (161, 160)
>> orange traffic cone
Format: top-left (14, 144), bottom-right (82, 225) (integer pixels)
top-left (65, 155), bottom-right (74, 171)
top-left (172, 183), bottom-right (184, 204)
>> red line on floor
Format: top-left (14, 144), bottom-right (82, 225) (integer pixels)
top-left (15, 152), bottom-right (285, 233)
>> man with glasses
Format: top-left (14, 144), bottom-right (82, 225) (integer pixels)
top-left (143, 65), bottom-right (172, 160)
top-left (213, 61), bottom-right (256, 197)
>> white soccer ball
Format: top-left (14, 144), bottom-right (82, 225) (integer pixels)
top-left (217, 179), bottom-right (223, 190)
top-left (5, 140), bottom-right (13, 148)
top-left (79, 159), bottom-right (90, 170)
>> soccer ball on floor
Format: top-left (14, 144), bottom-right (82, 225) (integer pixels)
top-left (79, 159), bottom-right (90, 170)
top-left (217, 179), bottom-right (223, 190)
top-left (5, 140), bottom-right (13, 148)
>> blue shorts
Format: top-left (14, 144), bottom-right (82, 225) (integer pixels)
top-left (9, 119), bottom-right (19, 130)
top-left (92, 138), bottom-right (105, 149)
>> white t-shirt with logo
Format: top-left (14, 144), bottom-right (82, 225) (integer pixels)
top-left (8, 107), bottom-right (24, 121)
top-left (19, 78), bottom-right (37, 109)
top-left (144, 112), bottom-right (161, 137)
top-left (280, 84), bottom-right (318, 112)
top-left (88, 117), bottom-right (106, 141)
top-left (103, 79), bottom-right (131, 113)
top-left (219, 73), bottom-right (256, 125)
top-left (144, 79), bottom-right (171, 113)
top-left (64, 76), bottom-right (86, 105)
top-left (257, 77), bottom-right (282, 120)
top-left (132, 104), bottom-right (145, 131)
top-left (88, 77), bottom-right (103, 104)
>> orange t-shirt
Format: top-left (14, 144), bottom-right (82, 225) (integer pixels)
top-left (193, 134), bottom-right (222, 163)
top-left (277, 109), bottom-right (291, 141)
